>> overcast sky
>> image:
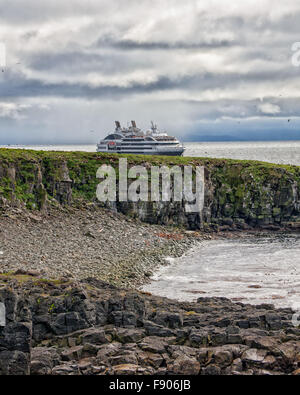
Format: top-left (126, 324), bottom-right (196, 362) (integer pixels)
top-left (0, 0), bottom-right (300, 144)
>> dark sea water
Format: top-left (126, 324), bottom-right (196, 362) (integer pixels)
top-left (2, 141), bottom-right (300, 307)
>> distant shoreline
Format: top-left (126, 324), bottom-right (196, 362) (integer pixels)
top-left (1, 139), bottom-right (300, 146)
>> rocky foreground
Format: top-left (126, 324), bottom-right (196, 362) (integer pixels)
top-left (0, 272), bottom-right (299, 375)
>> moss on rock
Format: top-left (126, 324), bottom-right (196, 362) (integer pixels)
top-left (0, 148), bottom-right (299, 229)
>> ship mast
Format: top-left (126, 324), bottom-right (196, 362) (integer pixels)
top-left (150, 121), bottom-right (157, 134)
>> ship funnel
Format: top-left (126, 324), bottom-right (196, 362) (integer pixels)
top-left (151, 121), bottom-right (157, 132)
top-left (131, 120), bottom-right (137, 128)
top-left (115, 121), bottom-right (121, 129)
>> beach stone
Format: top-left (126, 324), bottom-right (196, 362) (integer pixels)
top-left (214, 349), bottom-right (233, 367)
top-left (241, 348), bottom-right (268, 364)
top-left (244, 336), bottom-right (278, 350)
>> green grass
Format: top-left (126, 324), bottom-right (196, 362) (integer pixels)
top-left (0, 148), bottom-right (299, 220)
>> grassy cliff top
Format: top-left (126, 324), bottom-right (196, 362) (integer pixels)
top-left (0, 147), bottom-right (299, 170)
top-left (0, 148), bottom-right (300, 226)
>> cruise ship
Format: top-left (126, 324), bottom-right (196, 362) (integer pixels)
top-left (96, 121), bottom-right (185, 156)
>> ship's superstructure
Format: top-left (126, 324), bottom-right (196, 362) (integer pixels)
top-left (96, 121), bottom-right (185, 156)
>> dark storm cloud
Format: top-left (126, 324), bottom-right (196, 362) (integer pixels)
top-left (1, 72), bottom-right (192, 99)
top-left (2, 67), bottom-right (298, 100)
top-left (96, 37), bottom-right (236, 51)
top-left (28, 50), bottom-right (151, 75)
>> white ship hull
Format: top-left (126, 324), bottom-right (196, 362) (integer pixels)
top-left (96, 145), bottom-right (185, 156)
top-left (96, 121), bottom-right (185, 156)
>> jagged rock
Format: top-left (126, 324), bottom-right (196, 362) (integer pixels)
top-left (112, 364), bottom-right (139, 375)
top-left (244, 335), bottom-right (278, 350)
top-left (109, 352), bottom-right (138, 366)
top-left (168, 355), bottom-right (200, 375)
top-left (109, 311), bottom-right (137, 327)
top-left (241, 348), bottom-right (268, 364)
top-left (264, 313), bottom-right (282, 330)
top-left (143, 320), bottom-right (175, 337)
top-left (61, 346), bottom-right (83, 361)
top-left (81, 343), bottom-right (102, 357)
top-left (96, 343), bottom-right (122, 365)
top-left (51, 312), bottom-right (87, 335)
top-left (115, 327), bottom-right (145, 343)
top-left (168, 345), bottom-right (198, 359)
top-left (153, 311), bottom-right (183, 329)
top-left (78, 358), bottom-right (93, 373)
top-left (0, 322), bottom-right (32, 353)
top-left (137, 351), bottom-right (164, 368)
top-left (230, 358), bottom-right (243, 373)
top-left (189, 329), bottom-right (209, 347)
top-left (0, 350), bottom-right (30, 375)
top-left (271, 342), bottom-right (300, 365)
top-left (201, 364), bottom-right (221, 375)
top-left (52, 362), bottom-right (80, 375)
top-left (261, 355), bottom-right (277, 369)
top-left (138, 336), bottom-right (168, 354)
top-left (214, 349), bottom-right (233, 367)
top-left (30, 347), bottom-right (61, 375)
top-left (237, 320), bottom-right (250, 329)
top-left (79, 328), bottom-right (108, 345)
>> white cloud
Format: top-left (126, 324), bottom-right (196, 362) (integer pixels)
top-left (257, 102), bottom-right (281, 115)
top-left (0, 103), bottom-right (31, 119)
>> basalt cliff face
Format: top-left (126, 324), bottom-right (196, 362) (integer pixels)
top-left (0, 149), bottom-right (300, 230)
